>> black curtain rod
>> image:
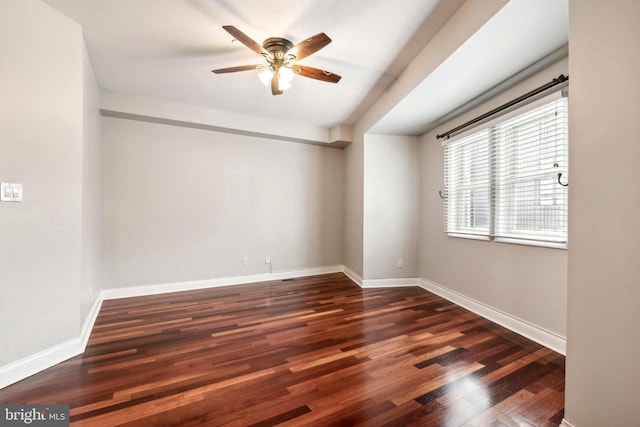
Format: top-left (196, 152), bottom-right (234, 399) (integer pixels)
top-left (436, 74), bottom-right (569, 140)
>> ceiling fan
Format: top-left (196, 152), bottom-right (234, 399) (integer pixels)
top-left (212, 26), bottom-right (341, 95)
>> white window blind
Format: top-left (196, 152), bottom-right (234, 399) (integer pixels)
top-left (444, 129), bottom-right (491, 238)
top-left (443, 95), bottom-right (568, 247)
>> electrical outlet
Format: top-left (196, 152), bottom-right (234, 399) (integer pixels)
top-left (265, 256), bottom-right (271, 264)
top-left (0, 183), bottom-right (23, 202)
top-left (396, 259), bottom-right (404, 268)
top-left (242, 257), bottom-right (248, 266)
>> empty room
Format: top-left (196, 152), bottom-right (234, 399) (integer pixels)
top-left (1, 0), bottom-right (638, 426)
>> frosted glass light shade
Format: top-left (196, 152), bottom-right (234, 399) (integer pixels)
top-left (258, 69), bottom-right (273, 86)
top-left (279, 67), bottom-right (293, 84)
top-left (257, 67), bottom-right (294, 91)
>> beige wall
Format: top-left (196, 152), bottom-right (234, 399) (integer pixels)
top-left (0, 0), bottom-right (84, 365)
top-left (364, 134), bottom-right (419, 279)
top-left (419, 58), bottom-right (569, 338)
top-left (565, 1), bottom-right (640, 425)
top-left (81, 40), bottom-right (103, 321)
top-left (343, 128), bottom-right (364, 278)
top-left (102, 117), bottom-right (344, 288)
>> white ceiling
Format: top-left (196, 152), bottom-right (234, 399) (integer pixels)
top-left (42, 0), bottom-right (568, 135)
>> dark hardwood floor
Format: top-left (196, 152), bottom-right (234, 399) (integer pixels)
top-left (0, 273), bottom-right (564, 426)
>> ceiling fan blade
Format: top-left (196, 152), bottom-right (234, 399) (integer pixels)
top-left (271, 73), bottom-right (283, 95)
top-left (290, 33), bottom-right (331, 61)
top-left (292, 65), bottom-right (341, 83)
top-left (222, 25), bottom-right (266, 56)
top-left (212, 64), bottom-right (262, 74)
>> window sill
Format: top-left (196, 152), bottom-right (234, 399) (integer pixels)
top-left (446, 233), bottom-right (567, 249)
top-left (447, 233), bottom-right (491, 242)
top-left (494, 237), bottom-right (567, 250)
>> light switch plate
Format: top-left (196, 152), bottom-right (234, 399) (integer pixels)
top-left (1, 183), bottom-right (23, 202)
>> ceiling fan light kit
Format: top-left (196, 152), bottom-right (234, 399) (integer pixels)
top-left (258, 66), bottom-right (293, 91)
top-left (212, 26), bottom-right (341, 96)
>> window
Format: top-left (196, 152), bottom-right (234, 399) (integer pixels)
top-left (443, 95), bottom-right (568, 247)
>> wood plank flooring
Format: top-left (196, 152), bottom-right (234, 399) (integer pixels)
top-left (0, 273), bottom-right (565, 426)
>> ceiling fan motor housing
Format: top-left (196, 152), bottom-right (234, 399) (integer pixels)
top-left (262, 37), bottom-right (295, 61)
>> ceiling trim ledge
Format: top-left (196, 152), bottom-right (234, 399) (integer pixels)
top-left (99, 90), bottom-right (351, 148)
top-left (422, 44), bottom-right (568, 136)
top-left (355, 0), bottom-right (509, 133)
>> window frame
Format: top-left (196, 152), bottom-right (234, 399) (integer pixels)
top-left (442, 92), bottom-right (569, 249)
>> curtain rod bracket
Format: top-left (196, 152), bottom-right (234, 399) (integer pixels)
top-left (557, 173), bottom-right (569, 187)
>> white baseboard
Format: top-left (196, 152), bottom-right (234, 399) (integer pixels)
top-left (560, 419), bottom-right (576, 427)
top-left (100, 265), bottom-right (344, 300)
top-left (362, 277), bottom-right (420, 288)
top-left (80, 297), bottom-right (103, 349)
top-left (0, 296), bottom-right (103, 390)
top-left (0, 338), bottom-right (82, 390)
top-left (342, 266), bottom-right (363, 287)
top-left (419, 278), bottom-right (566, 355)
